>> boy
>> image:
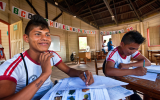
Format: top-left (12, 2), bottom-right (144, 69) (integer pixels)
top-left (103, 31), bottom-right (151, 76)
top-left (107, 38), bottom-right (114, 51)
top-left (102, 40), bottom-right (107, 54)
top-left (0, 15), bottom-right (94, 100)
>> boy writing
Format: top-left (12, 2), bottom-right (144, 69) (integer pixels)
top-left (103, 31), bottom-right (151, 76)
top-left (0, 15), bottom-right (94, 100)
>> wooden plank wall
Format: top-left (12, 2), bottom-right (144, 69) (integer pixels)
top-left (0, 0), bottom-right (99, 62)
top-left (0, 22), bottom-right (9, 59)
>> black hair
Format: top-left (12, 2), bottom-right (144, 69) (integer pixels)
top-left (121, 31), bottom-right (145, 45)
top-left (25, 15), bottom-right (49, 35)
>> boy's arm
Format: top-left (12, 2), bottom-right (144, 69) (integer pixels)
top-left (119, 54), bottom-right (151, 69)
top-left (0, 52), bottom-right (54, 100)
top-left (0, 73), bottom-right (50, 100)
top-left (56, 62), bottom-right (94, 85)
top-left (105, 60), bottom-right (147, 76)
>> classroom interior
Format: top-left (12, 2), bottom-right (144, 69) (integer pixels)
top-left (0, 0), bottom-right (160, 100)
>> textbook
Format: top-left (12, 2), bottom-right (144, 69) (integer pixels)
top-left (41, 75), bottom-right (133, 100)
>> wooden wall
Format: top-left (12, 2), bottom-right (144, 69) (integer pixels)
top-left (0, 0), bottom-right (99, 62)
top-left (0, 22), bottom-right (9, 59)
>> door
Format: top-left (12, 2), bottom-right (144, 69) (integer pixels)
top-left (10, 20), bottom-right (23, 58)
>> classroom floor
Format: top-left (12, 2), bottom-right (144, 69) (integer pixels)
top-left (51, 60), bottom-right (157, 100)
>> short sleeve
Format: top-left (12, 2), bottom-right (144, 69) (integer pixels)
top-left (51, 51), bottom-right (62, 66)
top-left (0, 55), bottom-right (23, 84)
top-left (131, 50), bottom-right (140, 59)
top-left (106, 50), bottom-right (117, 63)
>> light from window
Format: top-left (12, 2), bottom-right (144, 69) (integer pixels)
top-left (79, 37), bottom-right (87, 50)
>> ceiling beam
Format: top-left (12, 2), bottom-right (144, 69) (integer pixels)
top-left (53, 10), bottom-right (63, 21)
top-left (80, 4), bottom-right (129, 16)
top-left (103, 0), bottom-right (118, 25)
top-left (44, 0), bottom-right (99, 29)
top-left (128, 0), bottom-right (142, 22)
top-left (82, 0), bottom-right (126, 13)
top-left (75, 0), bottom-right (85, 5)
top-left (64, 0), bottom-right (71, 11)
top-left (113, 0), bottom-right (118, 25)
top-left (26, 0), bottom-right (40, 15)
top-left (90, 11), bottom-right (134, 22)
top-left (76, 3), bottom-right (87, 15)
top-left (45, 1), bottom-right (48, 19)
top-left (138, 0), bottom-right (156, 10)
top-left (85, 0), bottom-right (98, 26)
top-left (142, 7), bottom-right (160, 17)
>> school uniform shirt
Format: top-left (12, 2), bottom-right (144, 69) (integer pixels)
top-left (0, 50), bottom-right (62, 100)
top-left (106, 47), bottom-right (140, 68)
top-left (102, 43), bottom-right (106, 49)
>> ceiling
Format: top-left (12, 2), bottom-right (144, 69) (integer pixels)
top-left (44, 0), bottom-right (160, 29)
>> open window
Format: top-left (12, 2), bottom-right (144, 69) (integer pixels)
top-left (79, 36), bottom-right (87, 51)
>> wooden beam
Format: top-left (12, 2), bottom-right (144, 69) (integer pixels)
top-left (52, 10), bottom-right (63, 21)
top-left (64, 0), bottom-right (71, 11)
top-left (90, 11), bottom-right (134, 22)
top-left (76, 3), bottom-right (87, 15)
top-left (103, 0), bottom-right (118, 25)
top-left (80, 3), bottom-right (129, 17)
top-left (44, 0), bottom-right (99, 29)
top-left (85, 0), bottom-right (98, 26)
top-left (138, 0), bottom-right (156, 10)
top-left (82, 0), bottom-right (126, 12)
top-left (26, 0), bottom-right (40, 15)
top-left (128, 0), bottom-right (142, 22)
top-left (45, 1), bottom-right (48, 19)
top-left (142, 7), bottom-right (160, 17)
top-left (113, 0), bottom-right (118, 25)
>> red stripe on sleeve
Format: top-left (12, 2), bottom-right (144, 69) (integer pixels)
top-left (55, 60), bottom-right (62, 66)
top-left (133, 52), bottom-right (140, 59)
top-left (4, 56), bottom-right (21, 75)
top-left (0, 75), bottom-right (17, 84)
top-left (8, 58), bottom-right (23, 76)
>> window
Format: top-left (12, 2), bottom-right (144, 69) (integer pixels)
top-left (79, 37), bottom-right (87, 50)
top-left (103, 35), bottom-right (111, 49)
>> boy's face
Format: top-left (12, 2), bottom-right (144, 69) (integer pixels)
top-left (121, 42), bottom-right (140, 56)
top-left (24, 26), bottom-right (51, 52)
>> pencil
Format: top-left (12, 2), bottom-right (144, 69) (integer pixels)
top-left (143, 59), bottom-right (145, 67)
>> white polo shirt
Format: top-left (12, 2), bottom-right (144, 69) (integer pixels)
top-left (0, 50), bottom-right (62, 100)
top-left (106, 47), bottom-right (140, 68)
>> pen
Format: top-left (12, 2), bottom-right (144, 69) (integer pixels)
top-left (143, 59), bottom-right (145, 67)
top-left (84, 72), bottom-right (87, 79)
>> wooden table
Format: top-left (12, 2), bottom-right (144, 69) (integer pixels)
top-left (148, 50), bottom-right (160, 62)
top-left (115, 74), bottom-right (160, 100)
top-left (79, 51), bottom-right (91, 64)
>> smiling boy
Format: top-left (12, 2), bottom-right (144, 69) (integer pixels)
top-left (103, 31), bottom-right (151, 76)
top-left (0, 15), bottom-right (94, 100)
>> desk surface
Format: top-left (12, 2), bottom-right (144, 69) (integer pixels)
top-left (115, 74), bottom-right (160, 99)
top-left (148, 50), bottom-right (160, 52)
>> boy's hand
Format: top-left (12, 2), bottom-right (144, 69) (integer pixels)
top-left (79, 70), bottom-right (94, 86)
top-left (134, 67), bottom-right (147, 76)
top-left (39, 52), bottom-right (54, 76)
top-left (118, 63), bottom-right (130, 69)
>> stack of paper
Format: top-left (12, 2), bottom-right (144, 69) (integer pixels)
top-left (41, 75), bottom-right (133, 100)
top-left (146, 65), bottom-right (160, 74)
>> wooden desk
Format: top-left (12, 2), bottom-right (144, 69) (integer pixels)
top-left (148, 50), bottom-right (160, 62)
top-left (79, 52), bottom-right (91, 64)
top-left (115, 74), bottom-right (160, 100)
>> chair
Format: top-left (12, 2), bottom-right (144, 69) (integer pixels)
top-left (154, 54), bottom-right (160, 65)
top-left (72, 52), bottom-right (79, 64)
top-left (95, 58), bottom-right (104, 75)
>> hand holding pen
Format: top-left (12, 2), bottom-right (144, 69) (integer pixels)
top-left (79, 70), bottom-right (94, 86)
